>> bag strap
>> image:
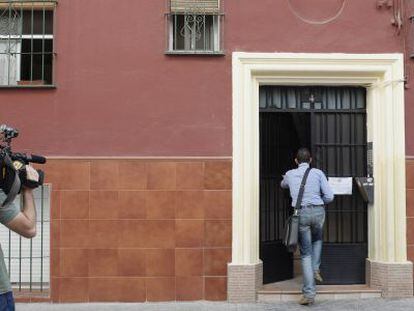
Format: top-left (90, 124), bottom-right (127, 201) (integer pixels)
top-left (294, 167), bottom-right (312, 212)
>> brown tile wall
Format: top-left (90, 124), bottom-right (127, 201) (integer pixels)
top-left (43, 158), bottom-right (414, 302)
top-left (46, 159), bottom-right (232, 302)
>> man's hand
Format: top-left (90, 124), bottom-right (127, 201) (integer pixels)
top-left (281, 173), bottom-right (289, 189)
top-left (5, 188), bottom-right (37, 238)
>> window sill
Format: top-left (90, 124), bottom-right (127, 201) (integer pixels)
top-left (165, 50), bottom-right (225, 56)
top-left (0, 85), bottom-right (56, 89)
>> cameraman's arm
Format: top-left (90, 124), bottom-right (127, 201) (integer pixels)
top-left (6, 188), bottom-right (37, 238)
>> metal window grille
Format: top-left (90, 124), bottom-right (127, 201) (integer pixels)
top-left (166, 0), bottom-right (224, 54)
top-left (0, 0), bottom-right (56, 87)
top-left (0, 185), bottom-right (50, 293)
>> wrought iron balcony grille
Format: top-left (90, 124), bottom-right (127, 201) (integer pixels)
top-left (0, 0), bottom-right (57, 87)
top-left (166, 0), bottom-right (224, 54)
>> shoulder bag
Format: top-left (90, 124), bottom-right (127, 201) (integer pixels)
top-left (283, 167), bottom-right (312, 252)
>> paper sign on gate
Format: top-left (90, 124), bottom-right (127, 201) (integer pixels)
top-left (328, 177), bottom-right (353, 195)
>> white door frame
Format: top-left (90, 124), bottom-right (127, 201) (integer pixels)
top-left (231, 52), bottom-right (407, 269)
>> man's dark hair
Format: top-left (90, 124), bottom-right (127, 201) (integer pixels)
top-left (296, 148), bottom-right (311, 163)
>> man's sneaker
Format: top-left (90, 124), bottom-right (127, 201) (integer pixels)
top-left (314, 270), bottom-right (323, 283)
top-left (299, 296), bottom-right (314, 306)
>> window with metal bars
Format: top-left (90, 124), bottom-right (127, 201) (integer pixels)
top-left (166, 0), bottom-right (224, 54)
top-left (0, 186), bottom-right (50, 293)
top-left (0, 0), bottom-right (56, 87)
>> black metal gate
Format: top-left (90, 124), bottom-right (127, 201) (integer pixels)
top-left (259, 86), bottom-right (368, 285)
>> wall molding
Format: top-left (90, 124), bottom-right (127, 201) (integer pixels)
top-left (231, 52), bottom-right (407, 267)
top-left (45, 156), bottom-right (232, 160)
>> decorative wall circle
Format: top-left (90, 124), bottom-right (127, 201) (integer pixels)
top-left (287, 0), bottom-right (346, 25)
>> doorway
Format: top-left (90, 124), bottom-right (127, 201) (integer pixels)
top-left (259, 86), bottom-right (368, 285)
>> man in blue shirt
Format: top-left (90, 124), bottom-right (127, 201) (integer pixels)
top-left (281, 148), bottom-right (334, 305)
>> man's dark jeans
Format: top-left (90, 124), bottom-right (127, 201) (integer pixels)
top-left (0, 292), bottom-right (14, 311)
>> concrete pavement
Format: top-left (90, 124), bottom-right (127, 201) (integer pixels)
top-left (16, 298), bottom-right (414, 311)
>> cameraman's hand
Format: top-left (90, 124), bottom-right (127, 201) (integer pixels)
top-left (25, 165), bottom-right (40, 184)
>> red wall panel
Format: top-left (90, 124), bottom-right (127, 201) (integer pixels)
top-left (0, 0), bottom-right (410, 156)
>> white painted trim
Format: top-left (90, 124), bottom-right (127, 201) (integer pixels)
top-left (231, 52), bottom-right (406, 265)
top-left (0, 35), bottom-right (54, 40)
top-left (44, 156), bottom-right (232, 160)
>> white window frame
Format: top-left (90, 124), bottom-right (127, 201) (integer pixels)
top-left (0, 2), bottom-right (56, 87)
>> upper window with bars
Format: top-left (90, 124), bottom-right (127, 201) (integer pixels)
top-left (0, 0), bottom-right (56, 87)
top-left (166, 0), bottom-right (224, 55)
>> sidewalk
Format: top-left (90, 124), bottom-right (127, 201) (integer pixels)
top-left (16, 298), bottom-right (414, 311)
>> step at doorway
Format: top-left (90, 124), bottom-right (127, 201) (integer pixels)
top-left (257, 276), bottom-right (382, 303)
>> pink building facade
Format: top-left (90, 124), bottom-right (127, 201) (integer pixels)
top-left (0, 0), bottom-right (413, 303)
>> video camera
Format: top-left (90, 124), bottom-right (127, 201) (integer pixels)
top-left (0, 125), bottom-right (46, 207)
